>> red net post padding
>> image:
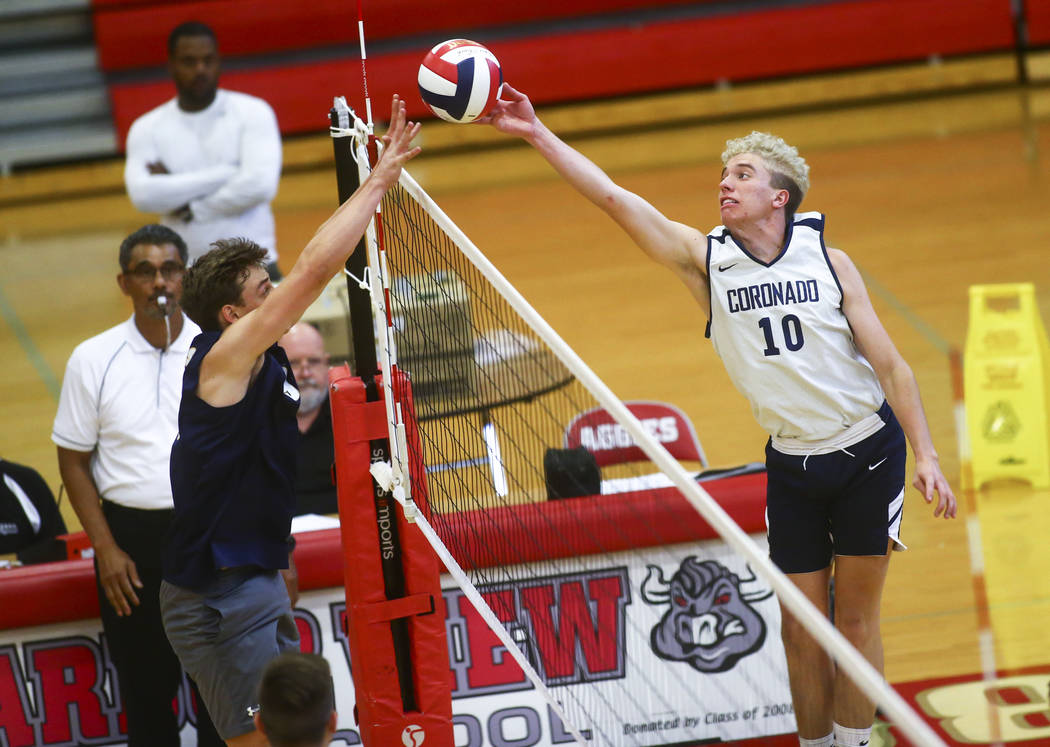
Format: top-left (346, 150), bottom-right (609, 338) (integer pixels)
top-left (328, 365), bottom-right (453, 747)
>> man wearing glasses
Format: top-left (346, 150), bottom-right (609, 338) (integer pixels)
top-left (53, 224), bottom-right (220, 746)
top-left (279, 323), bottom-right (337, 516)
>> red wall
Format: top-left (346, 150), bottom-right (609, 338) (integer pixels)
top-left (1027, 0), bottom-right (1050, 44)
top-left (93, 0), bottom-right (710, 72)
top-left (103, 0), bottom-right (1017, 148)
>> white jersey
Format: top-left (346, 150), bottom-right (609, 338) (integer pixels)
top-left (706, 212), bottom-right (884, 447)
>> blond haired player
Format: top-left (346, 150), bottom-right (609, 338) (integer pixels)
top-left (481, 85), bottom-right (956, 747)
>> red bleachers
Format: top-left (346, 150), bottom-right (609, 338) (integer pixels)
top-left (1027, 0), bottom-right (1050, 44)
top-left (92, 0), bottom-right (708, 72)
top-left (105, 0), bottom-right (1017, 149)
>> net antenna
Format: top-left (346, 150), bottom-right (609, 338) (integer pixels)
top-left (345, 0), bottom-right (414, 515)
top-left (355, 0), bottom-right (373, 131)
top-left (332, 100), bottom-right (947, 745)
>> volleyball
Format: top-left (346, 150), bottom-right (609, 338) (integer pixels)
top-left (417, 39), bottom-right (503, 123)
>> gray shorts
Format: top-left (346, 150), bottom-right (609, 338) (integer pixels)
top-left (160, 569), bottom-right (299, 740)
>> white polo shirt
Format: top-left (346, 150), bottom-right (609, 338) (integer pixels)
top-left (52, 314), bottom-right (200, 510)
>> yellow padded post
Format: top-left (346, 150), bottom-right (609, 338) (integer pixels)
top-left (963, 283), bottom-right (1050, 489)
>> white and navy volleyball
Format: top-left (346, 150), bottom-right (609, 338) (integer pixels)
top-left (417, 39), bottom-right (503, 123)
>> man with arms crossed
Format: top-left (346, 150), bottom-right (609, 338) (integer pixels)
top-left (481, 86), bottom-right (956, 747)
top-left (160, 95), bottom-right (420, 747)
top-left (53, 224), bottom-right (220, 745)
top-left (124, 21), bottom-right (283, 278)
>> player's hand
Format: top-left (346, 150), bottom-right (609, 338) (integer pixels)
top-left (373, 94), bottom-right (422, 189)
top-left (476, 84), bottom-right (537, 138)
top-left (913, 456), bottom-right (957, 519)
top-left (95, 543), bottom-right (143, 616)
top-left (147, 160), bottom-right (170, 175)
top-left (172, 204), bottom-right (193, 223)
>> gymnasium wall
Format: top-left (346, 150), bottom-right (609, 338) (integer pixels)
top-left (94, 0), bottom-right (1022, 149)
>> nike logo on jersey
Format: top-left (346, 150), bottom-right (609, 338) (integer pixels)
top-left (718, 263), bottom-right (738, 272)
top-left (869, 458), bottom-right (887, 471)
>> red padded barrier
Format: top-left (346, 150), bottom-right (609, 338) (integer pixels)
top-left (107, 0), bottom-right (1016, 147)
top-left (1027, 0), bottom-right (1050, 44)
top-left (0, 471), bottom-right (765, 631)
top-left (91, 0), bottom-right (707, 72)
top-left (0, 558), bottom-right (98, 630)
top-left (438, 472), bottom-right (767, 570)
top-left (328, 366), bottom-right (454, 746)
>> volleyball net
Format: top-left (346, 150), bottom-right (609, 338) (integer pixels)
top-left (327, 99), bottom-right (945, 746)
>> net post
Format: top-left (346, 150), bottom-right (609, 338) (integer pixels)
top-left (328, 105), bottom-right (454, 747)
top-left (329, 104), bottom-right (377, 379)
top-left (329, 367), bottom-right (453, 747)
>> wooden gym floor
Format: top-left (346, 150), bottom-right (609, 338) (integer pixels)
top-left (1, 57), bottom-right (1048, 728)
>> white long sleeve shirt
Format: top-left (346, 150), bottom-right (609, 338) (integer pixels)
top-left (124, 89), bottom-right (282, 265)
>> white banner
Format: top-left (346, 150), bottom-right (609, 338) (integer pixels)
top-left (0, 538), bottom-right (795, 746)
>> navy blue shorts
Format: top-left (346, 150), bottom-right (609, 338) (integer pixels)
top-left (765, 402), bottom-right (907, 574)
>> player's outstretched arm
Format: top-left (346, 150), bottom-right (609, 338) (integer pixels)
top-left (480, 84), bottom-right (703, 275)
top-left (209, 95), bottom-right (420, 375)
top-left (830, 248), bottom-right (957, 519)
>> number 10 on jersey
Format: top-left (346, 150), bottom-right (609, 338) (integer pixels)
top-left (759, 314), bottom-right (804, 356)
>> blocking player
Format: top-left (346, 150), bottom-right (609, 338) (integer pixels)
top-left (480, 84), bottom-right (956, 747)
top-left (159, 95), bottom-right (420, 747)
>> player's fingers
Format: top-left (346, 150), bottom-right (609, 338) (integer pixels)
top-left (389, 117), bottom-right (414, 145)
top-left (476, 102), bottom-right (511, 124)
top-left (940, 480), bottom-right (958, 518)
top-left (397, 121), bottom-right (420, 145)
top-left (501, 83), bottom-right (524, 100)
top-left (397, 145), bottom-right (422, 165)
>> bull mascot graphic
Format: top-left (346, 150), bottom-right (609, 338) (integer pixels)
top-left (642, 557), bottom-right (773, 673)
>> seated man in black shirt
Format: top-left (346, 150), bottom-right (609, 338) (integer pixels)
top-left (0, 457), bottom-right (67, 564)
top-left (279, 323), bottom-right (336, 515)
